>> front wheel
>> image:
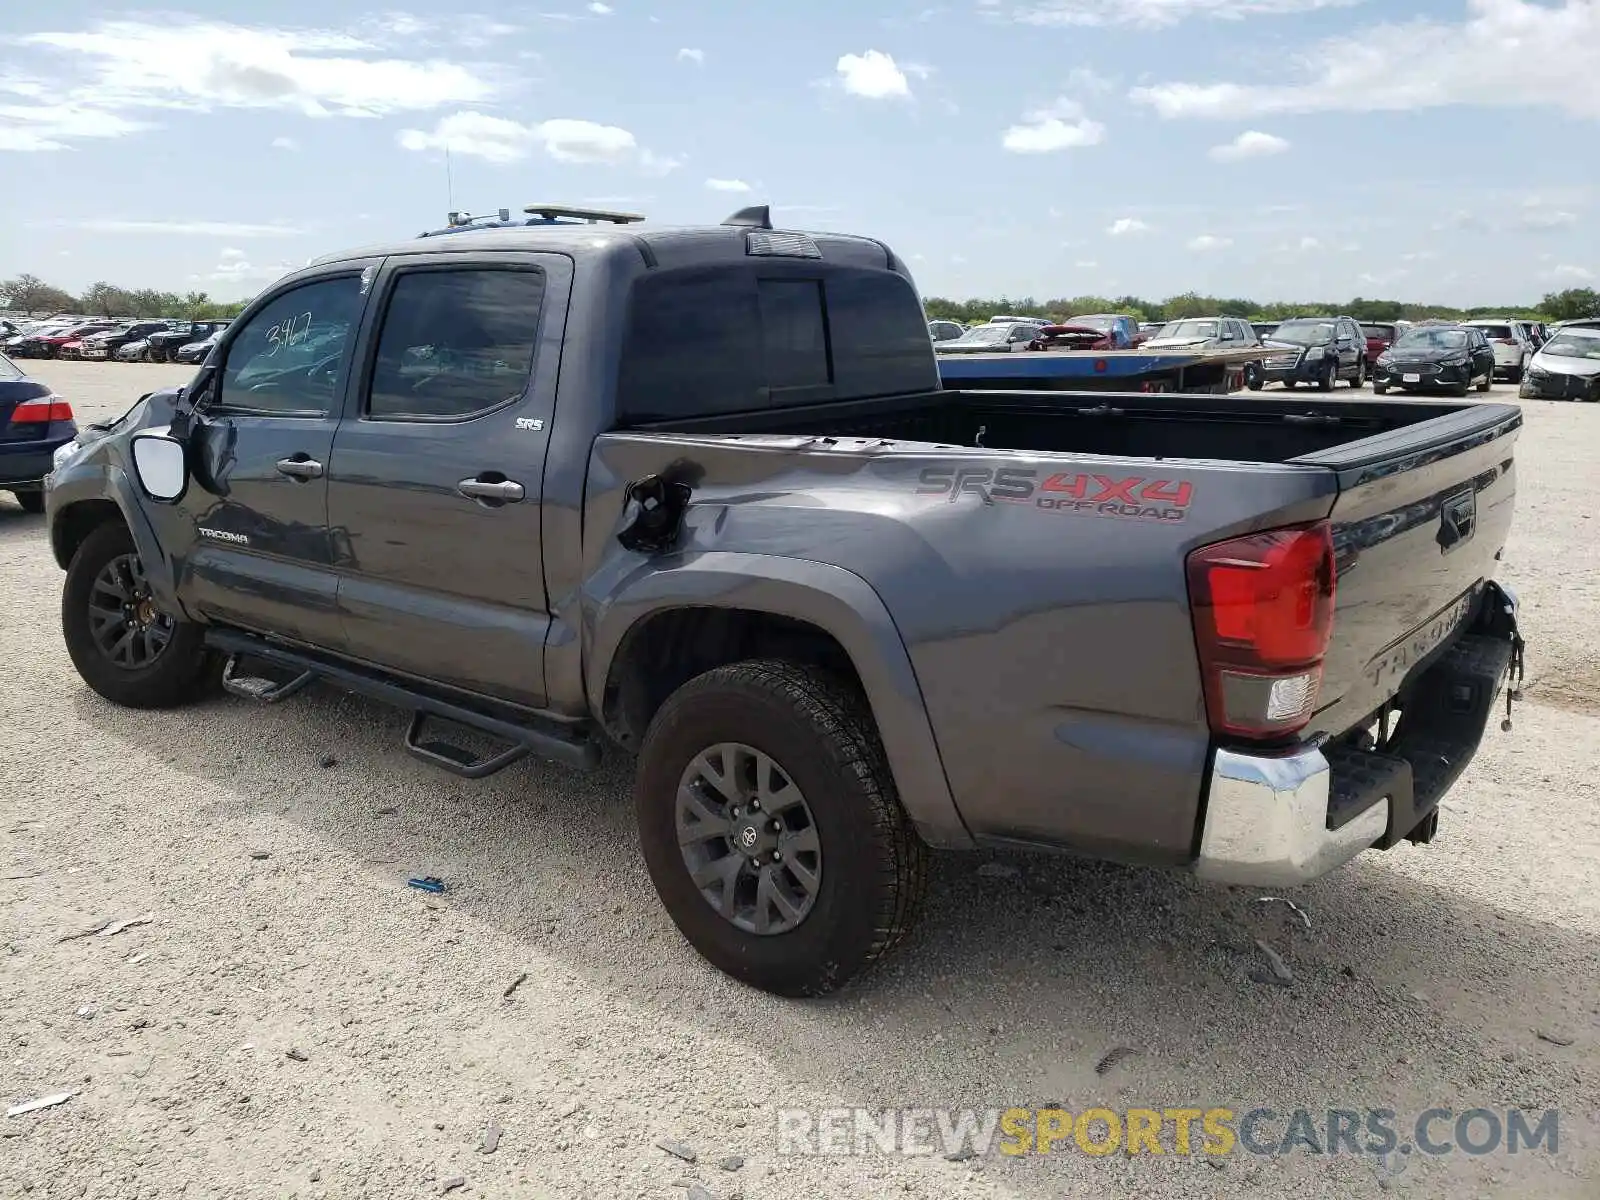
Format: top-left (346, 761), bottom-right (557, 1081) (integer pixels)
top-left (1317, 359), bottom-right (1337, 391)
top-left (62, 522), bottom-right (217, 709)
top-left (1351, 360), bottom-right (1366, 388)
top-left (1373, 381), bottom-right (1388, 395)
top-left (1477, 366), bottom-right (1493, 393)
top-left (635, 659), bottom-right (929, 997)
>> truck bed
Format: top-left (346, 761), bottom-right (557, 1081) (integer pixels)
top-left (647, 387), bottom-right (1514, 467)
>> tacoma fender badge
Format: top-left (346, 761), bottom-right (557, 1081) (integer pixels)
top-left (198, 527), bottom-right (250, 545)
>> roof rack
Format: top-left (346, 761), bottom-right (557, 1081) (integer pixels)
top-left (418, 203), bottom-right (645, 239)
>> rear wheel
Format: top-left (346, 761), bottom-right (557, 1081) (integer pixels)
top-left (1317, 359), bottom-right (1337, 391)
top-left (1351, 359), bottom-right (1366, 388)
top-left (62, 523), bottom-right (217, 709)
top-left (11, 489), bottom-right (45, 514)
top-left (635, 659), bottom-right (928, 996)
top-left (1477, 365), bottom-right (1492, 392)
top-left (1373, 381), bottom-right (1389, 395)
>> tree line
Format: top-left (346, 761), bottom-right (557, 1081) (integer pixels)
top-left (1, 274), bottom-right (251, 323)
top-left (923, 288), bottom-right (1600, 326)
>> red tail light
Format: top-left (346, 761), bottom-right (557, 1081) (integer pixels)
top-left (1185, 521), bottom-right (1336, 739)
top-left (10, 398), bottom-right (75, 423)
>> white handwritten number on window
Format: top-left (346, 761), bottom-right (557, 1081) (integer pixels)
top-left (266, 312), bottom-right (314, 356)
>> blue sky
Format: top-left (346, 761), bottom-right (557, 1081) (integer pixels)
top-left (1, 0), bottom-right (1595, 305)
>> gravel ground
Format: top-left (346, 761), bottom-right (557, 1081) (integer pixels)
top-left (3, 361), bottom-right (1596, 1200)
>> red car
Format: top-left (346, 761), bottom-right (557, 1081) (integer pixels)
top-left (1028, 323), bottom-right (1115, 351)
top-left (1360, 322), bottom-right (1406, 367)
top-left (37, 322), bottom-right (117, 360)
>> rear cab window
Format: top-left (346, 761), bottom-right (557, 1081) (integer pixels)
top-left (616, 263), bottom-right (937, 424)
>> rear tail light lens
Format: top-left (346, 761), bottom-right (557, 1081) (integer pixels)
top-left (1186, 521), bottom-right (1336, 739)
top-left (10, 398), bottom-right (75, 424)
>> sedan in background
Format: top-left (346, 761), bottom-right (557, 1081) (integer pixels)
top-left (1520, 325), bottom-right (1600, 402)
top-left (935, 321), bottom-right (1042, 354)
top-left (1462, 318), bottom-right (1535, 382)
top-left (928, 320), bottom-right (966, 343)
top-left (175, 331), bottom-right (224, 364)
top-left (0, 352), bottom-right (78, 513)
top-left (79, 321), bottom-right (173, 362)
top-left (1372, 325), bottom-right (1494, 396)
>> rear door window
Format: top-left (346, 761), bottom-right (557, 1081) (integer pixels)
top-left (365, 267), bottom-right (547, 421)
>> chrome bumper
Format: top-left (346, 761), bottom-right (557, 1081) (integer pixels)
top-left (1193, 747), bottom-right (1388, 886)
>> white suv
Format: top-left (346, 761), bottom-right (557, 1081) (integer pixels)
top-left (1463, 318), bottom-right (1534, 382)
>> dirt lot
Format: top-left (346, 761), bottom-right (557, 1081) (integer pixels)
top-left (4, 361), bottom-right (1597, 1200)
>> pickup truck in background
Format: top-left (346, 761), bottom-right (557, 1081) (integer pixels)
top-left (46, 205), bottom-right (1526, 997)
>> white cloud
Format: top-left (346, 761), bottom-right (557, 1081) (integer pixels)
top-left (1548, 264), bottom-right (1595, 281)
top-left (1, 16), bottom-right (500, 151)
top-left (705, 178), bottom-right (752, 193)
top-left (1075, 260), bottom-right (1098, 268)
top-left (677, 47), bottom-right (705, 64)
top-left (1188, 234), bottom-right (1233, 251)
top-left (1131, 0), bottom-right (1600, 120)
top-left (219, 247), bottom-right (247, 261)
top-left (270, 135), bottom-right (299, 151)
top-left (1001, 97), bottom-right (1105, 153)
top-left (397, 110), bottom-right (675, 170)
top-left (1107, 217), bottom-right (1150, 236)
top-left (0, 103), bottom-right (147, 151)
top-left (1519, 208), bottom-right (1578, 230)
top-left (62, 218), bottom-right (304, 237)
top-left (1208, 130), bottom-right (1289, 161)
top-left (835, 50), bottom-right (911, 99)
top-left (1004, 0), bottom-right (1358, 29)
top-left (1299, 236), bottom-right (1320, 250)
top-left (205, 254), bottom-right (297, 286)
top-left (588, 2), bottom-right (614, 13)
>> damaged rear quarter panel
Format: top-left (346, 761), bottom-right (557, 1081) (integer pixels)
top-left (580, 433), bottom-right (1337, 864)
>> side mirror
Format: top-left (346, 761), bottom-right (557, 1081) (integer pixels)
top-left (130, 430), bottom-right (189, 504)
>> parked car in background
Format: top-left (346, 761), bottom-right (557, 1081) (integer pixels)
top-left (1062, 313), bottom-right (1139, 349)
top-left (1372, 325), bottom-right (1494, 396)
top-left (1462, 318), bottom-right (1534, 382)
top-left (1252, 321), bottom-right (1281, 341)
top-left (928, 320), bottom-right (965, 343)
top-left (1549, 317), bottom-right (1600, 334)
top-left (1359, 321), bottom-right (1408, 368)
top-left (116, 338), bottom-right (154, 363)
top-left (1028, 322), bottom-right (1114, 351)
top-left (985, 314), bottom-right (1049, 327)
top-left (174, 331), bottom-right (224, 364)
top-left (1142, 316), bottom-right (1256, 352)
top-left (1131, 321), bottom-right (1161, 348)
top-left (145, 320), bottom-right (230, 364)
top-left (79, 321), bottom-right (173, 362)
top-left (1258, 315), bottom-right (1367, 390)
top-left (935, 321), bottom-right (1043, 353)
top-left (12, 322), bottom-right (112, 359)
top-left (1519, 325), bottom-right (1600, 402)
top-left (0, 351), bottom-right (78, 513)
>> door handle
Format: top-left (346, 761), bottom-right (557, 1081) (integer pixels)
top-left (276, 457), bottom-right (324, 480)
top-left (457, 477), bottom-right (526, 503)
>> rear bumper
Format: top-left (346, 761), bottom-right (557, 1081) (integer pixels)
top-left (0, 425), bottom-right (79, 488)
top-left (1194, 582), bottom-right (1522, 886)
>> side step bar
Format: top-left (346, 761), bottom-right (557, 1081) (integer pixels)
top-left (205, 629), bottom-right (601, 776)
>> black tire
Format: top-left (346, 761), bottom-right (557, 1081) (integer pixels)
top-left (1317, 359), bottom-right (1337, 391)
top-left (1477, 367), bottom-right (1492, 393)
top-left (1282, 380), bottom-right (1297, 390)
top-left (1508, 363), bottom-right (1524, 384)
top-left (1351, 360), bottom-right (1365, 388)
top-left (12, 489), bottom-right (45, 514)
top-left (1243, 363), bottom-right (1262, 391)
top-left (635, 658), bottom-right (929, 997)
top-left (62, 522), bottom-right (216, 709)
top-left (1373, 381), bottom-right (1388, 395)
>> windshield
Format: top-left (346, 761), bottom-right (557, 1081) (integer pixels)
top-left (1272, 320), bottom-right (1335, 344)
top-left (1541, 333), bottom-right (1600, 361)
top-left (954, 325), bottom-right (1016, 345)
top-left (1155, 320), bottom-right (1219, 340)
top-left (1394, 328), bottom-right (1468, 351)
top-left (0, 353), bottom-right (22, 381)
top-left (1066, 315), bottom-right (1115, 332)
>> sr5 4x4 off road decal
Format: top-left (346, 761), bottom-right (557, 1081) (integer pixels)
top-left (915, 466), bottom-right (1194, 523)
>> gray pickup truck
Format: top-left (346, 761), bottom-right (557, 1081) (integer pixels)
top-left (45, 205), bottom-right (1526, 996)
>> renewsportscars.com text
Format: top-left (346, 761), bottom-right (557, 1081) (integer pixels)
top-left (775, 1106), bottom-right (1560, 1159)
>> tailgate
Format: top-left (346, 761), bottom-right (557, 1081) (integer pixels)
top-left (1296, 402), bottom-right (1521, 738)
